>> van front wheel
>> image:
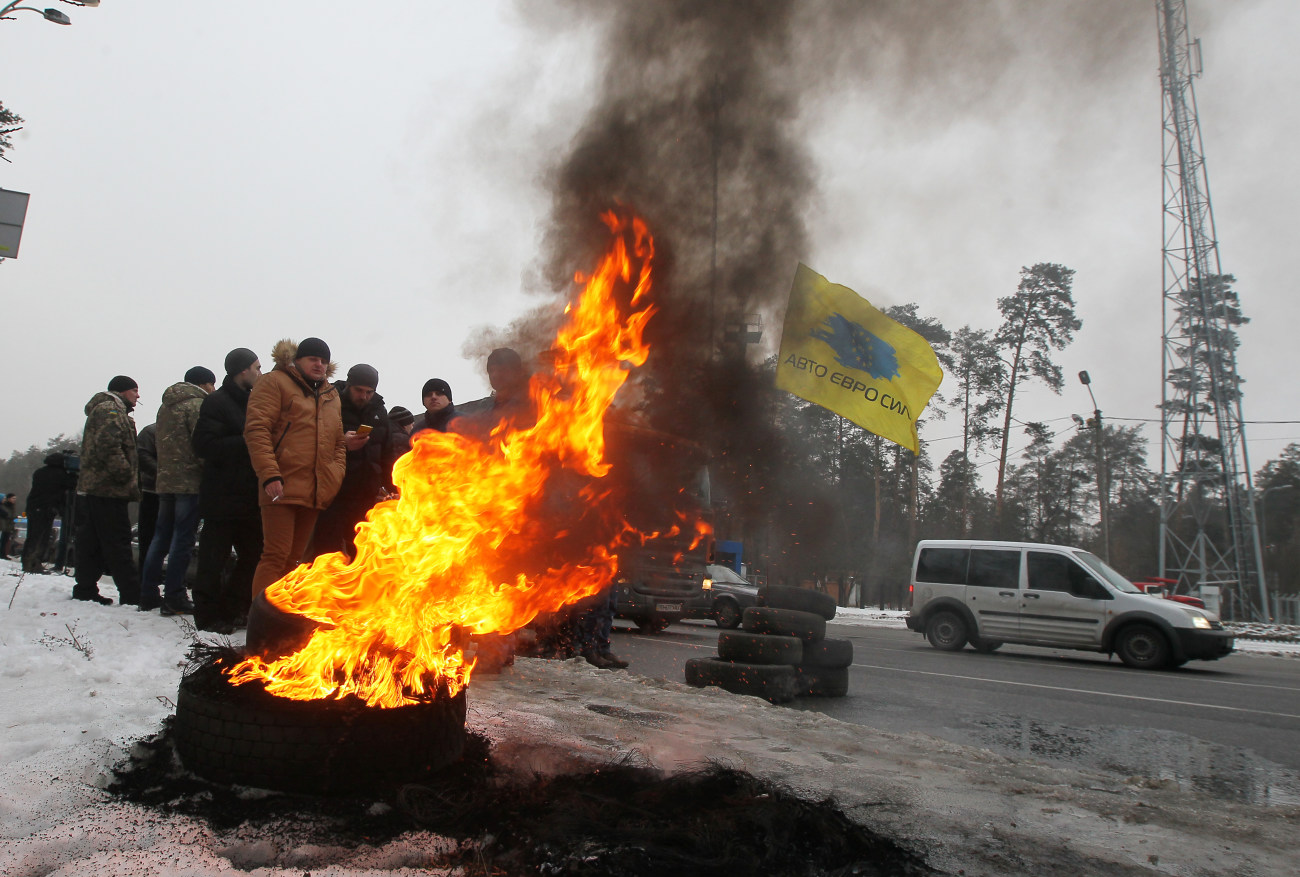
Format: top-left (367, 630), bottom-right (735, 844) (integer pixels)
top-left (926, 610), bottom-right (968, 651)
top-left (1115, 624), bottom-right (1172, 670)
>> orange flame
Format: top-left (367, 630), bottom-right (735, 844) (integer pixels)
top-left (227, 211), bottom-right (658, 707)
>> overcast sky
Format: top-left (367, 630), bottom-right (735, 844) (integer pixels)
top-left (1, 0), bottom-right (1296, 483)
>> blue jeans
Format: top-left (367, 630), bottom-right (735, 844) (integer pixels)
top-left (141, 493), bottom-right (200, 604)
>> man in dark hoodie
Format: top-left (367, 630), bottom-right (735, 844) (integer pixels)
top-left (22, 450), bottom-right (79, 573)
top-left (73, 375), bottom-right (142, 605)
top-left (410, 378), bottom-right (457, 439)
top-left (307, 363), bottom-right (396, 559)
top-left (244, 337), bottom-right (345, 598)
top-left (140, 366), bottom-right (216, 614)
top-left (191, 348), bottom-right (264, 633)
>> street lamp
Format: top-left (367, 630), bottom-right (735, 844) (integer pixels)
top-left (1078, 370), bottom-right (1110, 562)
top-left (0, 0), bottom-right (97, 25)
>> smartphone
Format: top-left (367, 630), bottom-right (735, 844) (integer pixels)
top-left (356, 424), bottom-right (373, 435)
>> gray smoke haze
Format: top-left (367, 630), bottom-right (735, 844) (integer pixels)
top-left (470, 0), bottom-right (1152, 523)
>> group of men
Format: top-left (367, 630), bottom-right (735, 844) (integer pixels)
top-left (67, 338), bottom-right (455, 633)
top-left (61, 338), bottom-right (624, 667)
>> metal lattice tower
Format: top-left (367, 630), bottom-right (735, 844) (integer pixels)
top-left (1156, 0), bottom-right (1268, 620)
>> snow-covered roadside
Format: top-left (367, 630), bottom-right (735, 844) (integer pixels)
top-left (2, 562), bottom-right (1297, 877)
top-left (832, 605), bottom-right (1300, 657)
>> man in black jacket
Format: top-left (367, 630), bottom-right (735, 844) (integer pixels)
top-left (191, 348), bottom-right (263, 633)
top-left (306, 363), bottom-right (396, 559)
top-left (21, 451), bottom-right (80, 572)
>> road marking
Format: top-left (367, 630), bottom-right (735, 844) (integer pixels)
top-left (852, 662), bottom-right (1300, 721)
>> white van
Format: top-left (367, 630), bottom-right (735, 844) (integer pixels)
top-left (904, 540), bottom-right (1234, 669)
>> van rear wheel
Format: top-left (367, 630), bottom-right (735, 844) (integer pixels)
top-left (925, 610), bottom-right (968, 651)
top-left (1115, 624), bottom-right (1172, 669)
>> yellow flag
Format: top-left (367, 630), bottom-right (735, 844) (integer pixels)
top-left (775, 264), bottom-right (943, 453)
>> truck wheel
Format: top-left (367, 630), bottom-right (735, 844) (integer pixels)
top-left (717, 630), bottom-right (803, 665)
top-left (635, 617), bottom-right (672, 634)
top-left (1115, 624), bottom-right (1172, 669)
top-left (971, 638), bottom-right (1002, 654)
top-left (684, 658), bottom-right (797, 704)
top-left (925, 610), bottom-right (968, 651)
top-left (712, 597), bottom-right (743, 630)
top-left (759, 585), bottom-right (837, 620)
top-left (742, 607), bottom-right (827, 643)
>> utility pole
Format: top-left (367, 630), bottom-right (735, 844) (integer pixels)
top-left (1079, 371), bottom-right (1110, 562)
top-left (1156, 0), bottom-right (1267, 619)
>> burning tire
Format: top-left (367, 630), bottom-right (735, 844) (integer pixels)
top-left (173, 660), bottom-right (467, 796)
top-left (741, 606), bottom-right (827, 644)
top-left (684, 657), bottom-right (797, 704)
top-left (759, 584), bottom-right (837, 620)
top-left (717, 630), bottom-right (803, 665)
top-left (245, 589), bottom-right (329, 661)
top-left (794, 664), bottom-right (849, 698)
top-left (801, 636), bottom-right (853, 669)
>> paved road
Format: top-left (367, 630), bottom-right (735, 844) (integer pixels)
top-left (606, 619), bottom-right (1300, 806)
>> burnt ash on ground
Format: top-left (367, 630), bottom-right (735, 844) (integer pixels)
top-left (108, 721), bottom-right (937, 877)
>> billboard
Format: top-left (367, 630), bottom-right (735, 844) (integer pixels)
top-left (0, 188), bottom-right (31, 259)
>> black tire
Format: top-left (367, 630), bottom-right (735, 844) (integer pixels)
top-left (635, 616), bottom-right (672, 634)
top-left (925, 610), bottom-right (968, 651)
top-left (794, 664), bottom-right (849, 698)
top-left (759, 584), bottom-right (837, 620)
top-left (1115, 624), bottom-right (1172, 670)
top-left (801, 637), bottom-right (853, 668)
top-left (684, 657), bottom-right (797, 704)
top-left (712, 597), bottom-right (743, 630)
top-left (971, 638), bottom-right (1002, 654)
top-left (742, 606), bottom-right (827, 643)
top-left (717, 630), bottom-right (803, 665)
top-left (173, 661), bottom-right (467, 795)
top-left (245, 589), bottom-right (329, 661)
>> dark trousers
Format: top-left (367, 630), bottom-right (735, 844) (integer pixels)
top-left (193, 514), bottom-right (262, 630)
top-left (0, 530), bottom-right (10, 558)
top-left (73, 495), bottom-right (140, 603)
top-left (137, 491), bottom-right (159, 576)
top-left (306, 492), bottom-right (374, 560)
top-left (21, 505), bottom-right (57, 571)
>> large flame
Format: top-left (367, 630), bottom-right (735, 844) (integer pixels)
top-left (227, 211), bottom-right (660, 707)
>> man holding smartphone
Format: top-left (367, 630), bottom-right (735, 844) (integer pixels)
top-left (306, 363), bottom-right (395, 559)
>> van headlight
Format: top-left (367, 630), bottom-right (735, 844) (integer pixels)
top-left (702, 578), bottom-right (713, 591)
top-left (1189, 614), bottom-right (1211, 629)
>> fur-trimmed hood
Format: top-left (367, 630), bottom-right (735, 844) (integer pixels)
top-left (270, 338), bottom-right (339, 379)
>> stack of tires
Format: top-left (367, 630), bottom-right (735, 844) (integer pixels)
top-left (684, 585), bottom-right (852, 703)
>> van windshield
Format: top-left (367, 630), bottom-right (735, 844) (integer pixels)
top-left (1073, 551), bottom-right (1142, 594)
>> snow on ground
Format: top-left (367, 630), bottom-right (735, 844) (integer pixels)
top-left (2, 560), bottom-right (1297, 876)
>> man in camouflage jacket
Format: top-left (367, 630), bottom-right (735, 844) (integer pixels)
top-left (73, 376), bottom-right (143, 605)
top-left (139, 366), bottom-right (216, 614)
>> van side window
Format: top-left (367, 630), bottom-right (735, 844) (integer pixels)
top-left (969, 549), bottom-right (1020, 589)
top-left (1027, 552), bottom-right (1073, 592)
top-left (916, 548), bottom-right (969, 585)
top-left (1028, 552), bottom-right (1106, 598)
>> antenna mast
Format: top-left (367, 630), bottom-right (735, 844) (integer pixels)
top-left (1156, 0), bottom-right (1268, 620)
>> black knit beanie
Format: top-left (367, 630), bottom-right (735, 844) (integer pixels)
top-left (347, 363), bottom-right (380, 390)
top-left (107, 375), bottom-right (138, 393)
top-left (388, 406), bottom-right (414, 428)
top-left (184, 366), bottom-right (217, 386)
top-left (295, 337), bottom-right (331, 361)
top-left (422, 378), bottom-right (452, 403)
top-left (224, 347), bottom-right (258, 376)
